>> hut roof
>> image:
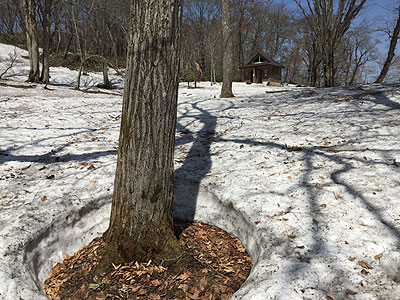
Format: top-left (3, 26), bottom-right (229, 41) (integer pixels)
top-left (240, 52), bottom-right (285, 68)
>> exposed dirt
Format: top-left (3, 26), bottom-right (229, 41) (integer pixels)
top-left (43, 222), bottom-right (253, 300)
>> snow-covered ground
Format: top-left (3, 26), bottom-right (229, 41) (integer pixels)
top-left (1, 43), bottom-right (400, 300)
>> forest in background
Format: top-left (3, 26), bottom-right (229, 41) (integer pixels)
top-left (0, 0), bottom-right (399, 87)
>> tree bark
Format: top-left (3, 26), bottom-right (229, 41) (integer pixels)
top-left (96, 0), bottom-right (183, 274)
top-left (375, 6), bottom-right (400, 83)
top-left (220, 0), bottom-right (234, 98)
top-left (40, 0), bottom-right (52, 84)
top-left (22, 0), bottom-right (40, 83)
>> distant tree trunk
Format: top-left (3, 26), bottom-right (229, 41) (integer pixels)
top-left (237, 2), bottom-right (245, 81)
top-left (22, 0), bottom-right (40, 83)
top-left (40, 0), bottom-right (52, 84)
top-left (310, 41), bottom-right (321, 87)
top-left (375, 6), bottom-right (400, 83)
top-left (71, 4), bottom-right (86, 89)
top-left (102, 61), bottom-right (111, 88)
top-left (220, 0), bottom-right (234, 98)
top-left (75, 62), bottom-right (83, 90)
top-left (95, 0), bottom-right (183, 274)
top-left (63, 33), bottom-right (73, 59)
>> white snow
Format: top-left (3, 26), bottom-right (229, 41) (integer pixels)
top-left (1, 43), bottom-right (400, 300)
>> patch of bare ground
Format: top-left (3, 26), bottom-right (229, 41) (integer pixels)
top-left (44, 222), bottom-right (252, 300)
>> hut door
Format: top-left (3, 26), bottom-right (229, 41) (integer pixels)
top-left (256, 69), bottom-right (262, 83)
top-left (250, 70), bottom-right (254, 83)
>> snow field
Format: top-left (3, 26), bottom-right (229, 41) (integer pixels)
top-left (1, 44), bottom-right (400, 299)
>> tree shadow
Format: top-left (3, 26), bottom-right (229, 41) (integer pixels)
top-left (0, 128), bottom-right (117, 165)
top-left (173, 101), bottom-right (217, 222)
top-left (172, 83), bottom-right (400, 297)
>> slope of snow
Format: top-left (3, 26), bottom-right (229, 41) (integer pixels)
top-left (1, 44), bottom-right (400, 299)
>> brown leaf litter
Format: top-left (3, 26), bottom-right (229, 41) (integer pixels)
top-left (44, 221), bottom-right (252, 300)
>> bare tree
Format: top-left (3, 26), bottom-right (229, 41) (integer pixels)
top-left (299, 18), bottom-right (322, 86)
top-left (375, 5), bottom-right (400, 83)
top-left (340, 25), bottom-right (377, 85)
top-left (220, 0), bottom-right (234, 97)
top-left (94, 0), bottom-right (183, 274)
top-left (22, 0), bottom-right (40, 82)
top-left (0, 48), bottom-right (18, 79)
top-left (295, 0), bottom-right (366, 87)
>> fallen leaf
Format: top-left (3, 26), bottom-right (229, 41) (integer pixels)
top-left (320, 204), bottom-right (327, 208)
top-left (151, 279), bottom-right (160, 286)
top-left (177, 273), bottom-right (190, 281)
top-left (90, 180), bottom-right (97, 184)
top-left (326, 296), bottom-right (334, 300)
top-left (361, 269), bottom-right (369, 276)
top-left (224, 266), bottom-right (235, 273)
top-left (288, 234), bottom-right (296, 239)
top-left (345, 289), bottom-right (356, 295)
top-left (374, 253), bottom-right (383, 260)
top-left (254, 221), bottom-right (260, 225)
top-left (358, 260), bottom-right (373, 269)
top-left (178, 283), bottom-right (189, 292)
top-left (312, 219), bottom-right (319, 225)
top-left (199, 277), bottom-right (208, 291)
top-left (41, 196), bottom-right (47, 202)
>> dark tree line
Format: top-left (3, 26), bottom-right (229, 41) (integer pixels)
top-left (0, 0), bottom-right (398, 87)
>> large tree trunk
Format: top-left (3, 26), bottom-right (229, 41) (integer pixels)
top-left (375, 6), bottom-right (400, 83)
top-left (220, 0), bottom-right (234, 98)
top-left (323, 46), bottom-right (335, 87)
top-left (22, 0), bottom-right (40, 83)
top-left (96, 0), bottom-right (183, 274)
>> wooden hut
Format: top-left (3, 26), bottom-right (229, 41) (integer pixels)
top-left (240, 52), bottom-right (285, 84)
